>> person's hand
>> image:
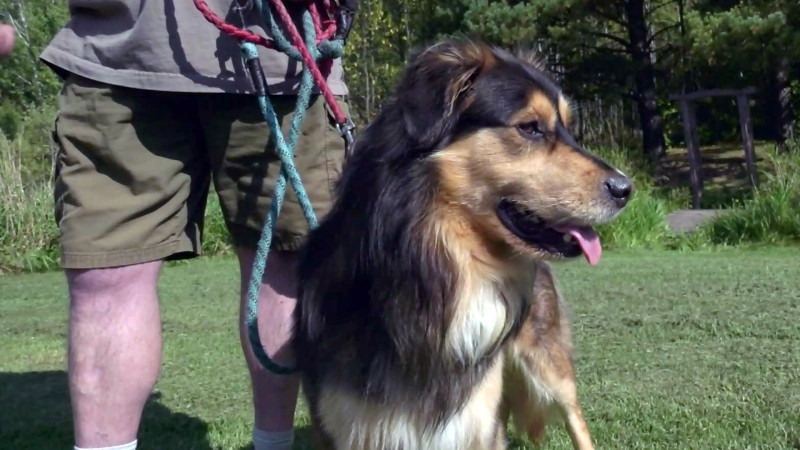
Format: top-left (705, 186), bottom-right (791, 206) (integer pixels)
top-left (0, 24), bottom-right (15, 60)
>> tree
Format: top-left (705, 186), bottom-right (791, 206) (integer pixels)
top-left (463, 0), bottom-right (680, 161)
top-left (342, 0), bottom-right (468, 122)
top-left (686, 0), bottom-right (800, 151)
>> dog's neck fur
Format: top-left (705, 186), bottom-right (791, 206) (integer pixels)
top-left (427, 198), bottom-right (533, 367)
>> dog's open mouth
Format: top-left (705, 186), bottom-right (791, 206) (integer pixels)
top-left (496, 199), bottom-right (602, 266)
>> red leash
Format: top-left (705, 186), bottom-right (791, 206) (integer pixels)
top-left (193, 0), bottom-right (349, 125)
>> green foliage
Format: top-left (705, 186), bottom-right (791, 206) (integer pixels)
top-left (686, 1), bottom-right (800, 71)
top-left (0, 0), bottom-right (67, 107)
top-left (592, 147), bottom-right (679, 250)
top-left (2, 0), bottom-right (800, 274)
top-left (0, 101), bottom-right (22, 139)
top-left (342, 0), bottom-right (474, 123)
top-left (0, 110), bottom-right (59, 274)
top-left (682, 1), bottom-right (800, 144)
top-left (700, 145), bottom-right (800, 245)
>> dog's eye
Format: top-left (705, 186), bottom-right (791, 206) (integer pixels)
top-left (517, 121), bottom-right (542, 138)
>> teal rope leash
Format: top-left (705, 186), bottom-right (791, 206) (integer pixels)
top-left (240, 1), bottom-right (345, 375)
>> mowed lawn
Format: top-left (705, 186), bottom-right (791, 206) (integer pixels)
top-left (1, 249), bottom-right (798, 450)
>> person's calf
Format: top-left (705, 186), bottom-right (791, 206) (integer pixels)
top-left (237, 248), bottom-right (301, 434)
top-left (68, 262), bottom-right (163, 448)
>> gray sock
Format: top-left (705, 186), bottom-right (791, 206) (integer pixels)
top-left (253, 428), bottom-right (294, 450)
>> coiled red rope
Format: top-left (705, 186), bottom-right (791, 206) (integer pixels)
top-left (193, 0), bottom-right (348, 125)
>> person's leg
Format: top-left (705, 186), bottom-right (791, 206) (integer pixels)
top-left (206, 92), bottom-right (351, 449)
top-left (237, 249), bottom-right (300, 434)
top-left (54, 74), bottom-right (209, 449)
top-left (68, 263), bottom-right (163, 448)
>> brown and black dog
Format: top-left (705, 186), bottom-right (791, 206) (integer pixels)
top-left (293, 38), bottom-right (632, 450)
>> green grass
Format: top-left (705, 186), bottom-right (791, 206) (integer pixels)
top-left (1, 249), bottom-right (798, 449)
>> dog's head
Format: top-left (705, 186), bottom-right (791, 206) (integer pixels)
top-left (397, 39), bottom-right (633, 266)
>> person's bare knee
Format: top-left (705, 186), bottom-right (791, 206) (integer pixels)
top-left (67, 262), bottom-right (162, 378)
top-left (68, 262), bottom-right (161, 300)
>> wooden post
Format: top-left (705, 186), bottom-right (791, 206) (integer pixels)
top-left (736, 94), bottom-right (759, 187)
top-left (671, 87), bottom-right (759, 208)
top-left (678, 99), bottom-right (704, 209)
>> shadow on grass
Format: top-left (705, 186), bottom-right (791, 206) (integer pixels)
top-left (0, 371), bottom-right (213, 450)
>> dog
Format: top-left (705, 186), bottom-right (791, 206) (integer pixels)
top-left (292, 38), bottom-right (633, 450)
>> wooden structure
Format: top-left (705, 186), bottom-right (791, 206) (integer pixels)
top-left (669, 87), bottom-right (759, 209)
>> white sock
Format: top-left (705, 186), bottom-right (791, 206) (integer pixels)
top-left (74, 440), bottom-right (137, 450)
top-left (253, 428), bottom-right (294, 450)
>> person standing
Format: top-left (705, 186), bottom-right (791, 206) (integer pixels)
top-left (39, 1), bottom-right (351, 449)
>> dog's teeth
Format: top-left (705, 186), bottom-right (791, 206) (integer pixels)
top-left (563, 233), bottom-right (573, 243)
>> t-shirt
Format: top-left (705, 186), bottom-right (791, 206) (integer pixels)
top-left (39, 0), bottom-right (348, 96)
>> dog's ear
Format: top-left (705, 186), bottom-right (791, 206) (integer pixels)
top-left (396, 40), bottom-right (495, 148)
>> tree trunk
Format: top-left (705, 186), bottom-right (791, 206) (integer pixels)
top-left (625, 0), bottom-right (667, 161)
top-left (775, 56), bottom-right (796, 152)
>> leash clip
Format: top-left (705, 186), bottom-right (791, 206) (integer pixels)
top-left (234, 0), bottom-right (254, 25)
top-left (336, 118), bottom-right (356, 159)
top-left (234, 0), bottom-right (253, 12)
top-left (333, 1), bottom-right (357, 44)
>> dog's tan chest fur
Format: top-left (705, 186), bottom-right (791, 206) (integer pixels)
top-left (317, 355), bottom-right (505, 450)
top-left (433, 201), bottom-right (532, 366)
top-left (446, 281), bottom-right (509, 365)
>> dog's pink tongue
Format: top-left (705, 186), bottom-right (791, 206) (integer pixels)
top-left (554, 226), bottom-right (602, 266)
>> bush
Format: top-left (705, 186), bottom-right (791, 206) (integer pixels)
top-left (0, 102), bottom-right (23, 140)
top-left (0, 114), bottom-right (60, 273)
top-left (700, 146), bottom-right (800, 246)
top-left (592, 146), bottom-right (680, 250)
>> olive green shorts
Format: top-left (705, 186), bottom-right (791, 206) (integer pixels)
top-left (53, 74), bottom-right (349, 269)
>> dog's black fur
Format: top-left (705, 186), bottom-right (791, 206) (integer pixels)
top-left (291, 38), bottom-right (627, 450)
top-left (291, 40), bottom-right (555, 428)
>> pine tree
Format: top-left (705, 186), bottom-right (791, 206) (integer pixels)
top-left (686, 0), bottom-right (799, 150)
top-left (463, 0), bottom-right (681, 162)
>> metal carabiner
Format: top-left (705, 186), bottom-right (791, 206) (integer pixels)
top-left (333, 0), bottom-right (358, 44)
top-left (336, 117), bottom-right (357, 159)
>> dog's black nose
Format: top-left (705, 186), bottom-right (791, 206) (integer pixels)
top-left (604, 174), bottom-right (633, 208)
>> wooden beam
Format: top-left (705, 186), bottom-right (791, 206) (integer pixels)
top-left (669, 87), bottom-right (757, 101)
top-left (678, 99), bottom-right (704, 209)
top-left (736, 94), bottom-right (759, 187)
